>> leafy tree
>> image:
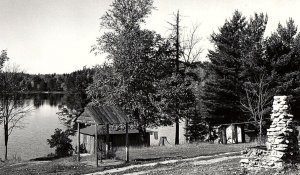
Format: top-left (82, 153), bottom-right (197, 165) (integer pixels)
top-left (89, 0), bottom-right (177, 144)
top-left (47, 77), bottom-right (57, 91)
top-left (47, 128), bottom-right (73, 157)
top-left (58, 68), bottom-right (94, 135)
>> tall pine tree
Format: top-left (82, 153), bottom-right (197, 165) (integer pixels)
top-left (265, 19), bottom-right (300, 120)
top-left (203, 11), bottom-right (248, 125)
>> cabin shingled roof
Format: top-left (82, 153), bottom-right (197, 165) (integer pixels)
top-left (76, 104), bottom-right (130, 125)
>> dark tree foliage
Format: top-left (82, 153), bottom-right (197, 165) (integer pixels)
top-left (47, 128), bottom-right (73, 157)
top-left (0, 72), bottom-right (65, 92)
top-left (58, 67), bottom-right (94, 135)
top-left (203, 11), bottom-right (249, 125)
top-left (265, 19), bottom-right (300, 120)
top-left (184, 62), bottom-right (210, 142)
top-left (0, 50), bottom-right (8, 71)
top-left (203, 11), bottom-right (269, 126)
top-left (154, 61), bottom-right (198, 142)
top-left (202, 11), bottom-right (300, 144)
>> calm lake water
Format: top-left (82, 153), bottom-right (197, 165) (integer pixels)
top-left (0, 94), bottom-right (68, 160)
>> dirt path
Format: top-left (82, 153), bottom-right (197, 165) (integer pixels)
top-left (86, 152), bottom-right (241, 175)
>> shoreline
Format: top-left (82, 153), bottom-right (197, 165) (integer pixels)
top-left (22, 91), bottom-right (66, 94)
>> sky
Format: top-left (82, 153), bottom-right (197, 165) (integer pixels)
top-left (1, 0), bottom-right (300, 74)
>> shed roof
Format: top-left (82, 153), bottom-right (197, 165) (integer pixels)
top-left (76, 104), bottom-right (130, 125)
top-left (80, 125), bottom-right (152, 136)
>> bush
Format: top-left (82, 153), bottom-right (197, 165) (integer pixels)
top-left (47, 128), bottom-right (74, 157)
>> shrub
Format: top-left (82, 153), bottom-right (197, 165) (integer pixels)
top-left (47, 128), bottom-right (74, 157)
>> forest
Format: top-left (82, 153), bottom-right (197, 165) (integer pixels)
top-left (0, 67), bottom-right (94, 93)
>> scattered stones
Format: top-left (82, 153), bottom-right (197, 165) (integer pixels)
top-left (241, 96), bottom-right (300, 170)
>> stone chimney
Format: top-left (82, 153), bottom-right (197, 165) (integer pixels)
top-left (265, 96), bottom-right (299, 167)
top-left (241, 96), bottom-right (299, 169)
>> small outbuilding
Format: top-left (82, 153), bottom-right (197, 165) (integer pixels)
top-left (217, 122), bottom-right (257, 144)
top-left (75, 104), bottom-right (131, 167)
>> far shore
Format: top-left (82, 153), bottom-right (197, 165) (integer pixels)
top-left (22, 91), bottom-right (66, 94)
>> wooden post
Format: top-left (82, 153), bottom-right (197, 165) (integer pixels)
top-left (95, 124), bottom-right (98, 167)
top-left (234, 124), bottom-right (238, 144)
top-left (106, 124), bottom-right (109, 158)
top-left (241, 124), bottom-right (246, 143)
top-left (100, 135), bottom-right (102, 163)
top-left (185, 118), bottom-right (189, 143)
top-left (125, 122), bottom-right (129, 162)
top-left (77, 122), bottom-right (80, 162)
top-left (222, 126), bottom-right (227, 144)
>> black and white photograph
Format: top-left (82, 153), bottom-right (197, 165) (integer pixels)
top-left (1, 0), bottom-right (300, 174)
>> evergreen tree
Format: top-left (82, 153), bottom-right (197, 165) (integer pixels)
top-left (0, 50), bottom-right (8, 71)
top-left (203, 11), bottom-right (269, 127)
top-left (265, 19), bottom-right (300, 119)
top-left (203, 11), bottom-right (248, 125)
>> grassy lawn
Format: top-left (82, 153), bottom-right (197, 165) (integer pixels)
top-left (0, 142), bottom-right (261, 175)
top-left (115, 142), bottom-right (255, 161)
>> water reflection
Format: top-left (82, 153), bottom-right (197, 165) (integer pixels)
top-left (23, 93), bottom-right (64, 108)
top-left (0, 93), bottom-right (65, 160)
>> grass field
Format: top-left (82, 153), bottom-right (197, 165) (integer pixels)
top-left (115, 142), bottom-right (254, 161)
top-left (2, 142), bottom-right (297, 175)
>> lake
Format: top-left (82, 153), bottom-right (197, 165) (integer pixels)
top-left (0, 94), bottom-right (69, 160)
top-left (0, 93), bottom-right (186, 160)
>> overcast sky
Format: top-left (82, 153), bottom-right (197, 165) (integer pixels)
top-left (1, 0), bottom-right (300, 74)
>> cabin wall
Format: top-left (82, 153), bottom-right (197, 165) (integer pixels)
top-left (150, 120), bottom-right (186, 146)
top-left (225, 125), bottom-right (242, 143)
top-left (81, 134), bottom-right (95, 153)
top-left (111, 133), bottom-right (150, 147)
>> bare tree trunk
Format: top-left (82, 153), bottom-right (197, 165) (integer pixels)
top-left (259, 119), bottom-right (262, 146)
top-left (135, 109), bottom-right (147, 147)
top-left (175, 117), bottom-right (179, 145)
top-left (4, 121), bottom-right (8, 160)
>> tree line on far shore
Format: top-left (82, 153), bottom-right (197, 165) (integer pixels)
top-left (0, 67), bottom-right (94, 93)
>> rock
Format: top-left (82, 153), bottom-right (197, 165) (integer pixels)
top-left (240, 159), bottom-right (249, 164)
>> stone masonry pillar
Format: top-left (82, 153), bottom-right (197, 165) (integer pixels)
top-left (266, 96), bottom-right (299, 167)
